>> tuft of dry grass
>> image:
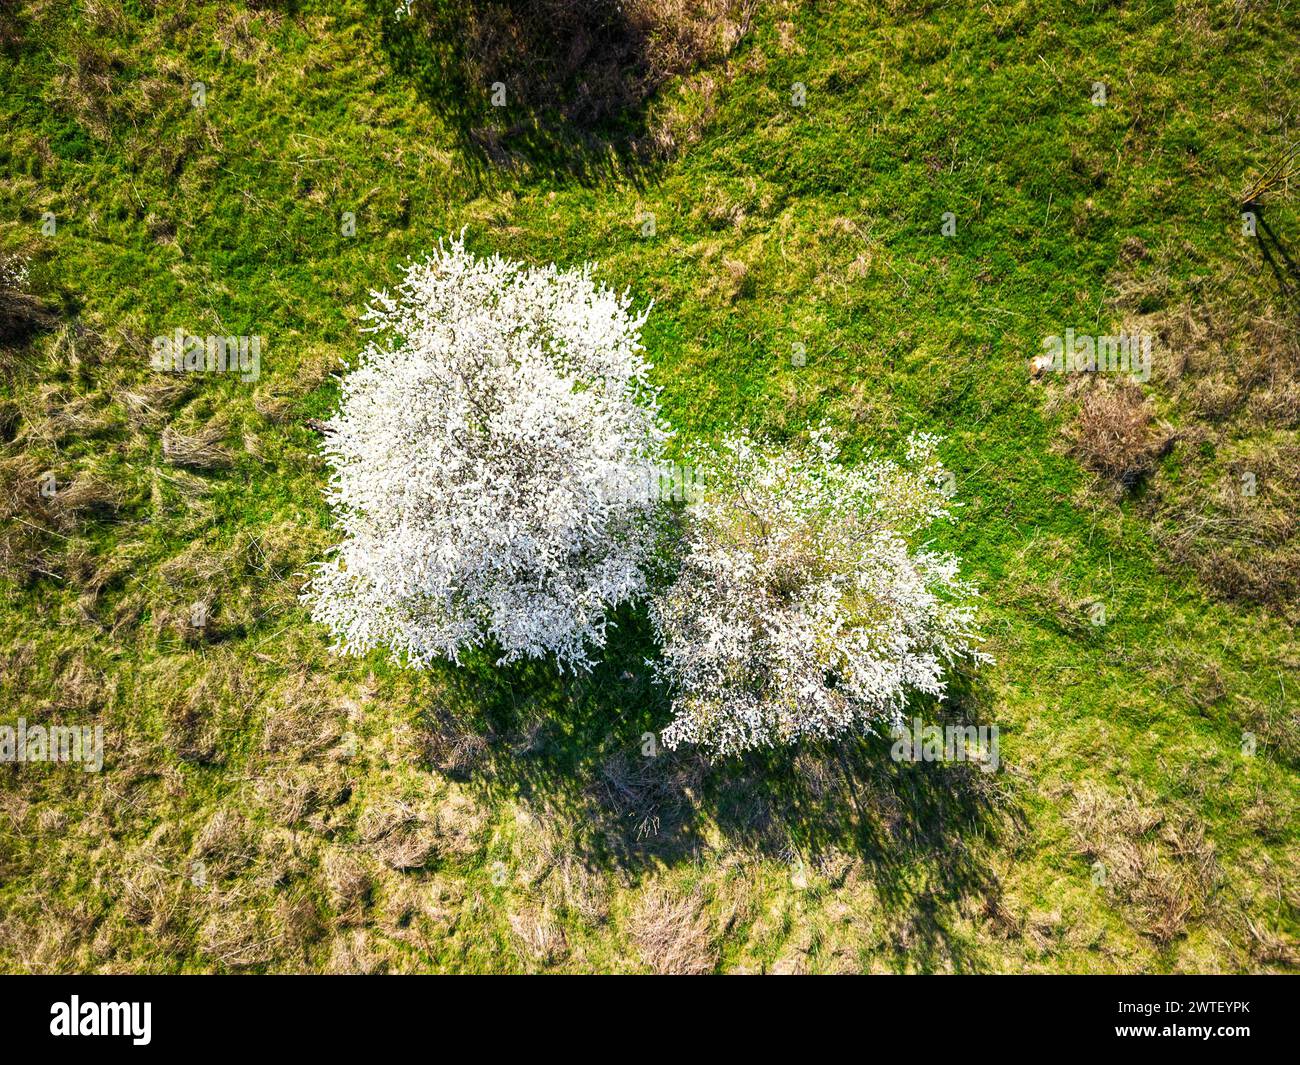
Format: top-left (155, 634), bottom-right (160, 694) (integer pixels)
top-left (47, 475), bottom-right (122, 525)
top-left (358, 798), bottom-right (438, 871)
top-left (509, 907), bottom-right (568, 966)
top-left (423, 709), bottom-right (491, 778)
top-left (260, 674), bottom-right (342, 759)
top-left (50, 43), bottom-right (119, 142)
top-left (429, 789), bottom-right (489, 858)
top-left (1065, 379), bottom-right (1172, 488)
top-left (0, 284), bottom-right (56, 349)
top-left (594, 748), bottom-right (704, 844)
top-left (254, 764), bottom-right (350, 828)
top-left (324, 929), bottom-right (387, 974)
top-left (628, 883), bottom-right (717, 974)
top-left (118, 377), bottom-right (190, 429)
top-left (273, 892), bottom-right (324, 959)
top-left (162, 421), bottom-right (233, 469)
top-left (1245, 918), bottom-right (1300, 968)
top-left (322, 848), bottom-right (372, 913)
top-left (198, 906), bottom-right (276, 970)
top-left (554, 856), bottom-right (612, 925)
top-left (119, 854), bottom-right (180, 930)
top-left (191, 809), bottom-right (255, 881)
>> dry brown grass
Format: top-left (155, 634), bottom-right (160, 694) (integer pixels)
top-left (1065, 378), bottom-right (1173, 488)
top-left (0, 453), bottom-right (59, 583)
top-left (628, 883), bottom-right (716, 974)
top-left (0, 457), bottom-right (122, 587)
top-left (198, 906), bottom-right (277, 970)
top-left (324, 929), bottom-right (388, 974)
top-left (0, 285), bottom-right (56, 349)
top-left (118, 377), bottom-right (190, 429)
top-left (1148, 440), bottom-right (1300, 616)
top-left (50, 43), bottom-right (119, 142)
top-left (431, 789), bottom-right (489, 858)
top-left (323, 848), bottom-right (373, 913)
top-left (634, 0), bottom-right (754, 78)
top-left (154, 653), bottom-right (257, 765)
top-left (191, 809), bottom-right (256, 881)
top-left (260, 674), bottom-right (343, 759)
top-left (119, 854), bottom-right (178, 928)
top-left (47, 474), bottom-right (122, 525)
top-left (593, 748), bottom-right (706, 846)
top-left (423, 708), bottom-right (491, 778)
top-left (1245, 918), bottom-right (1300, 968)
top-left (273, 892), bottom-right (324, 960)
top-left (358, 798), bottom-right (439, 871)
top-left (1088, 236), bottom-right (1300, 611)
top-left (1066, 783), bottom-right (1220, 946)
top-left (554, 857), bottom-right (612, 925)
top-left (0, 0), bottom-right (28, 50)
top-left (254, 763), bottom-right (350, 829)
top-left (509, 907), bottom-right (569, 966)
top-left (162, 420), bottom-right (233, 469)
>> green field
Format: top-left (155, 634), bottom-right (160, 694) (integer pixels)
top-left (0, 0), bottom-right (1296, 973)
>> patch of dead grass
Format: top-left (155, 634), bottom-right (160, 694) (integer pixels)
top-left (162, 420), bottom-right (233, 469)
top-left (628, 883), bottom-right (717, 974)
top-left (1065, 783), bottom-right (1220, 946)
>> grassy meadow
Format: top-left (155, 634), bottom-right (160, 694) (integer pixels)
top-left (0, 0), bottom-right (1297, 973)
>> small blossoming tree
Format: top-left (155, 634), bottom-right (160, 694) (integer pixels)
top-left (305, 236), bottom-right (668, 671)
top-left (649, 429), bottom-right (990, 756)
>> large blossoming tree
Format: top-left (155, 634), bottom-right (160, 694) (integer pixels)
top-left (305, 236), bottom-right (669, 671)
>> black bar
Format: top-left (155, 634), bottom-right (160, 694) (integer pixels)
top-left (2, 974), bottom-right (1288, 1052)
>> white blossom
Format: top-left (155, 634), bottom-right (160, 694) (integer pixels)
top-left (0, 254), bottom-right (30, 292)
top-left (304, 235), bottom-right (669, 671)
top-left (649, 429), bottom-right (991, 756)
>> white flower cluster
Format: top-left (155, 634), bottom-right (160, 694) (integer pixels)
top-left (648, 428), bottom-right (991, 756)
top-left (304, 236), bottom-right (668, 671)
top-left (0, 254), bottom-right (30, 292)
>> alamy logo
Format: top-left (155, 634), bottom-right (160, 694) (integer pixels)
top-left (600, 462), bottom-right (704, 505)
top-left (1038, 328), bottom-right (1151, 382)
top-left (890, 717), bottom-right (1000, 773)
top-left (0, 718), bottom-right (103, 772)
top-left (151, 328), bottom-right (262, 382)
top-left (50, 997), bottom-right (151, 1045)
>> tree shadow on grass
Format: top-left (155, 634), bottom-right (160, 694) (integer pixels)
top-left (423, 603), bottom-right (1021, 973)
top-left (1246, 202), bottom-right (1300, 307)
top-left (370, 0), bottom-right (743, 187)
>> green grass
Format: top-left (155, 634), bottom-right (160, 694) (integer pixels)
top-left (0, 0), bottom-right (1296, 973)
